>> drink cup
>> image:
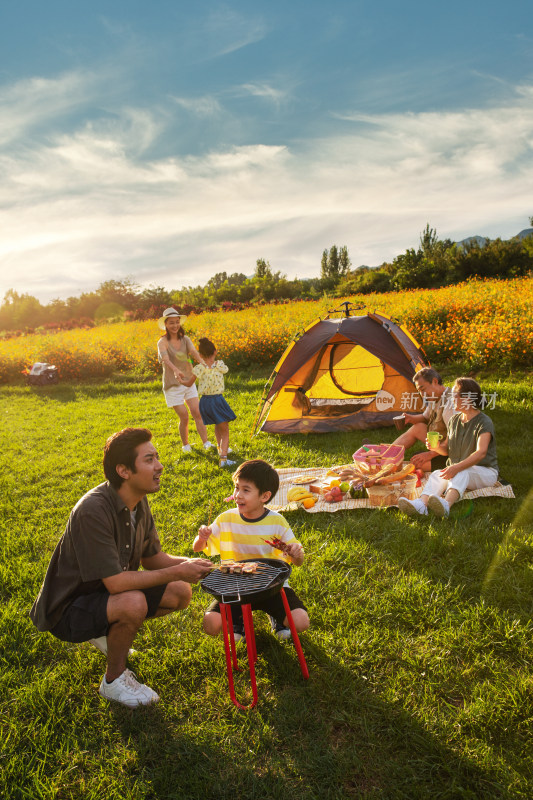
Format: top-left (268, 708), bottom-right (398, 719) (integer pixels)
top-left (427, 431), bottom-right (443, 449)
top-left (393, 415), bottom-right (406, 431)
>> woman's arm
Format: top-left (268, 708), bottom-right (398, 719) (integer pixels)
top-left (185, 338), bottom-right (207, 367)
top-left (440, 431), bottom-right (492, 479)
top-left (404, 412), bottom-right (426, 424)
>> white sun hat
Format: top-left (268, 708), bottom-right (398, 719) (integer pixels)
top-left (157, 307), bottom-right (188, 330)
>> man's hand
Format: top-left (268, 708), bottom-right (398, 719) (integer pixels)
top-left (174, 558), bottom-right (214, 583)
top-left (410, 451), bottom-right (433, 468)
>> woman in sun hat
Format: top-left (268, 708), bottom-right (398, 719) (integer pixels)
top-left (157, 308), bottom-right (213, 454)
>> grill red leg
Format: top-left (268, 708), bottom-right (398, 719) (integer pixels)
top-left (280, 588), bottom-right (309, 680)
top-left (242, 603), bottom-right (257, 663)
top-left (223, 604), bottom-right (239, 670)
top-left (220, 602), bottom-right (258, 710)
top-left (242, 604), bottom-right (258, 708)
top-left (220, 603), bottom-right (240, 707)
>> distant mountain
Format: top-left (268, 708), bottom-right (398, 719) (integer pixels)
top-left (456, 234), bottom-right (487, 248)
top-left (515, 228), bottom-right (533, 241)
top-left (456, 228), bottom-right (533, 249)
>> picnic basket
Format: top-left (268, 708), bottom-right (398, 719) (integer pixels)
top-left (366, 473), bottom-right (418, 508)
top-left (352, 443), bottom-right (404, 476)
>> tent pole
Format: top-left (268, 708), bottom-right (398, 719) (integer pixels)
top-left (250, 369), bottom-right (277, 438)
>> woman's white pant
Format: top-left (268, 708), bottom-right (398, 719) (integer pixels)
top-left (423, 466), bottom-right (498, 500)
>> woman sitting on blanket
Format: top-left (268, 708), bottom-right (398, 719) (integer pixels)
top-left (398, 377), bottom-right (498, 519)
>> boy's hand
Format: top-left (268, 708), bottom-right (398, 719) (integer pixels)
top-left (285, 542), bottom-right (304, 563)
top-left (198, 525), bottom-right (212, 543)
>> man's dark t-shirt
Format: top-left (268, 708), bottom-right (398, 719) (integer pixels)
top-left (30, 482), bottom-right (161, 631)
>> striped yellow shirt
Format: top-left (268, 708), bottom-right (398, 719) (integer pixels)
top-left (203, 508), bottom-right (297, 564)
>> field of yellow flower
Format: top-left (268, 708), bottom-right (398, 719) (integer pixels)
top-left (1, 276), bottom-right (532, 383)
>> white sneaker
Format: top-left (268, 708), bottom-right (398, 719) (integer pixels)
top-left (220, 458), bottom-right (237, 468)
top-left (203, 440), bottom-right (214, 450)
top-left (428, 495), bottom-right (450, 518)
top-left (89, 636), bottom-right (136, 656)
top-left (269, 615), bottom-right (292, 640)
top-left (99, 669), bottom-right (159, 708)
top-left (232, 620), bottom-right (246, 643)
top-left (181, 444), bottom-right (192, 454)
top-left (397, 497), bottom-right (428, 516)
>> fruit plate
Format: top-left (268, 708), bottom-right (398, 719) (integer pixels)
top-left (288, 474), bottom-right (322, 485)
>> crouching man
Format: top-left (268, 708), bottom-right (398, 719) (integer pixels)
top-left (30, 427), bottom-right (213, 708)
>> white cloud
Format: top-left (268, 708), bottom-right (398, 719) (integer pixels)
top-left (0, 80), bottom-right (532, 302)
top-left (0, 72), bottom-right (99, 146)
top-left (204, 7), bottom-right (268, 57)
top-left (237, 83), bottom-right (288, 104)
top-left (172, 95), bottom-right (223, 118)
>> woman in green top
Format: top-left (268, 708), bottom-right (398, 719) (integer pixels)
top-left (157, 308), bottom-right (211, 454)
top-left (398, 377), bottom-right (498, 518)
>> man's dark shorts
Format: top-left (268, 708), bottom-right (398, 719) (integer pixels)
top-left (50, 584), bottom-right (167, 643)
top-left (206, 586), bottom-right (307, 625)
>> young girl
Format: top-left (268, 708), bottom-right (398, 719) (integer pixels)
top-left (192, 338), bottom-right (236, 468)
top-left (157, 308), bottom-right (212, 454)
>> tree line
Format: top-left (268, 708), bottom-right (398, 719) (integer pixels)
top-left (338, 221), bottom-right (533, 296)
top-left (1, 220), bottom-right (531, 335)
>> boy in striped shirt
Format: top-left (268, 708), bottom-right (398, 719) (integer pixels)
top-left (193, 459), bottom-right (309, 641)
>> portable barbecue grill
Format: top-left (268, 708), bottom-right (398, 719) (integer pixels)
top-left (201, 558), bottom-right (290, 605)
top-left (200, 558), bottom-right (309, 709)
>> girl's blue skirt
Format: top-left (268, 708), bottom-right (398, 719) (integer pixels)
top-left (199, 394), bottom-right (237, 425)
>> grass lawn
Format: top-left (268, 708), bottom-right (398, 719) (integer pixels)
top-left (1, 369), bottom-right (532, 799)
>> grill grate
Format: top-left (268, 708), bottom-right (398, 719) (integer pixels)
top-left (201, 559), bottom-right (289, 604)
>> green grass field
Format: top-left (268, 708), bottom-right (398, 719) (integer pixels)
top-left (1, 370), bottom-right (532, 799)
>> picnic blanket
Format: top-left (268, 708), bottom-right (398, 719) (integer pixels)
top-left (270, 466), bottom-right (515, 513)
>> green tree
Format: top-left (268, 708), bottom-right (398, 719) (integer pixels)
top-left (337, 265), bottom-right (394, 295)
top-left (0, 290), bottom-right (45, 330)
top-left (254, 259), bottom-right (272, 280)
top-left (393, 225), bottom-right (454, 290)
top-left (96, 278), bottom-right (139, 309)
top-left (46, 298), bottom-right (70, 324)
top-left (320, 249), bottom-right (328, 279)
top-left (448, 237), bottom-right (533, 281)
top-left (321, 245), bottom-right (350, 281)
top-left (207, 272), bottom-right (228, 291)
top-left (328, 245), bottom-right (339, 277)
top-left (339, 245), bottom-right (351, 275)
top-left (226, 273), bottom-right (247, 286)
top-left (138, 285), bottom-right (172, 310)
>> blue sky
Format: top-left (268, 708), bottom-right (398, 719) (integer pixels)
top-left (1, 1), bottom-right (532, 302)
